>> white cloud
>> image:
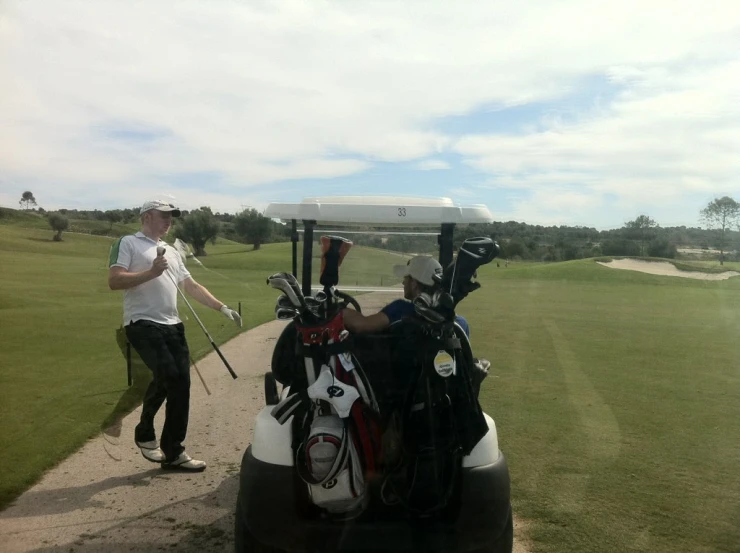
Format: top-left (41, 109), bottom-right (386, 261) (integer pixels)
top-left (0, 0), bottom-right (738, 221)
top-left (416, 159), bottom-right (450, 171)
top-left (455, 58), bottom-right (740, 225)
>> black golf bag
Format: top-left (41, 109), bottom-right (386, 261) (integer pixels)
top-left (380, 236), bottom-right (499, 515)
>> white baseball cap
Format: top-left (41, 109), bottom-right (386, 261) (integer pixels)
top-left (140, 199), bottom-right (181, 217)
top-left (393, 256), bottom-right (443, 286)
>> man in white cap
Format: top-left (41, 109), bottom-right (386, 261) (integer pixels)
top-left (108, 199), bottom-right (242, 472)
top-left (342, 255), bottom-right (470, 336)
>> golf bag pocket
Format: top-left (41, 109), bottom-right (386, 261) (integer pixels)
top-left (298, 415), bottom-right (366, 514)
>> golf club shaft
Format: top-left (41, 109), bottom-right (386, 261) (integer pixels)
top-left (191, 356), bottom-right (212, 395)
top-left (162, 266), bottom-right (238, 379)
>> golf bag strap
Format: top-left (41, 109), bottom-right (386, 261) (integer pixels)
top-left (334, 359), bottom-right (382, 473)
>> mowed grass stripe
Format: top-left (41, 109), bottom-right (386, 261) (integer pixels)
top-left (469, 261), bottom-right (740, 552)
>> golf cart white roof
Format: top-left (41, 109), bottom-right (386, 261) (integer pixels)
top-left (263, 196), bottom-right (493, 226)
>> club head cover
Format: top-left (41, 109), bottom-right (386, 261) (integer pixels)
top-left (440, 237), bottom-right (499, 307)
top-left (320, 235), bottom-right (353, 288)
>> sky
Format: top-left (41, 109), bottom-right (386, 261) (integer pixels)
top-left (1, 0), bottom-right (739, 230)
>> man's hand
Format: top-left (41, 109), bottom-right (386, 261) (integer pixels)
top-left (220, 305), bottom-right (242, 327)
top-left (150, 255), bottom-right (168, 277)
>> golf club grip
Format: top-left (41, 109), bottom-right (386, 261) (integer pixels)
top-left (212, 341), bottom-right (238, 379)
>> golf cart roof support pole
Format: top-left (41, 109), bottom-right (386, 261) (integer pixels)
top-left (291, 219), bottom-right (298, 278)
top-left (439, 223), bottom-right (455, 267)
top-left (302, 219), bottom-right (316, 297)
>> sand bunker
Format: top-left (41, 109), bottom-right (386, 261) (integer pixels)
top-left (598, 259), bottom-right (740, 280)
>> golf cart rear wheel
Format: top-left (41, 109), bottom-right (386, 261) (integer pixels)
top-left (334, 290), bottom-right (361, 313)
top-left (235, 491), bottom-right (286, 553)
top-left (471, 508), bottom-right (513, 553)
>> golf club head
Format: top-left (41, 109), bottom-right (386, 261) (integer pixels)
top-left (303, 296), bottom-right (323, 318)
top-left (156, 246), bottom-right (166, 257)
top-left (275, 307), bottom-right (299, 320)
top-left (276, 295), bottom-right (295, 309)
top-left (267, 274), bottom-right (305, 308)
top-left (267, 272), bottom-right (305, 306)
top-left (413, 294), bottom-right (446, 324)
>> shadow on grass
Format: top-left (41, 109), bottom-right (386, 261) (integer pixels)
top-left (26, 237), bottom-right (54, 243)
top-left (99, 327), bottom-right (152, 439)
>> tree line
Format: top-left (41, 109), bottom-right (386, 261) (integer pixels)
top-left (15, 191), bottom-right (740, 262)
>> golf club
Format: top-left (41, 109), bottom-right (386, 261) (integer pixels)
top-left (157, 245), bottom-right (238, 379)
top-left (276, 307), bottom-right (299, 320)
top-left (267, 273), bottom-right (307, 309)
top-left (276, 294), bottom-right (296, 309)
top-left (190, 355), bottom-right (212, 395)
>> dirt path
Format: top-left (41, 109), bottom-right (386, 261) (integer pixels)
top-left (0, 292), bottom-right (530, 553)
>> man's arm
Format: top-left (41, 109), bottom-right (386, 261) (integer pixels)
top-left (108, 258), bottom-right (166, 290)
top-left (342, 308), bottom-right (391, 334)
top-left (181, 277), bottom-right (224, 310)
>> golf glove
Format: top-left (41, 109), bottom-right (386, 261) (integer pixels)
top-left (220, 305), bottom-right (242, 327)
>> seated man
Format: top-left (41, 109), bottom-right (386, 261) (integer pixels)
top-left (343, 255), bottom-right (488, 399)
top-left (342, 256), bottom-right (470, 337)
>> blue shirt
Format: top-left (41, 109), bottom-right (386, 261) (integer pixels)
top-left (381, 299), bottom-right (470, 338)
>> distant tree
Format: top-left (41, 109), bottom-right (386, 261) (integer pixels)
top-left (173, 208), bottom-right (220, 256)
top-left (601, 239), bottom-right (641, 257)
top-left (19, 191), bottom-right (37, 210)
top-left (562, 244), bottom-right (583, 261)
top-left (700, 196), bottom-right (740, 265)
top-left (104, 210), bottom-right (123, 230)
top-left (624, 215), bottom-right (658, 256)
top-left (48, 213), bottom-right (69, 241)
top-left (648, 239), bottom-right (677, 259)
top-left (503, 237), bottom-right (527, 258)
top-left (233, 208), bottom-right (271, 250)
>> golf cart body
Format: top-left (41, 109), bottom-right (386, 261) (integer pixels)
top-left (236, 196), bottom-right (513, 552)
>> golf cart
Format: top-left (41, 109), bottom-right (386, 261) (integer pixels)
top-left (235, 196), bottom-right (513, 553)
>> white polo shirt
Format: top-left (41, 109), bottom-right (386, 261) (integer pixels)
top-left (109, 232), bottom-right (192, 326)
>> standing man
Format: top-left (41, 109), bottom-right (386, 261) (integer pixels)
top-left (108, 200), bottom-right (242, 472)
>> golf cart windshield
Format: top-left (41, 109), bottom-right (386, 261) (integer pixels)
top-left (263, 196), bottom-right (494, 295)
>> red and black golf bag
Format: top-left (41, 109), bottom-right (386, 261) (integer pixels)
top-left (270, 236), bottom-right (383, 516)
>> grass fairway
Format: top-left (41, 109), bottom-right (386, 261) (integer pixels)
top-left (464, 260), bottom-right (740, 553)
top-left (5, 220), bottom-right (739, 552)
top-left (0, 224), bottom-right (404, 509)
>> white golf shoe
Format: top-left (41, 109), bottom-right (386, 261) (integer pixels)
top-left (161, 452), bottom-right (207, 472)
top-left (135, 440), bottom-right (166, 463)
